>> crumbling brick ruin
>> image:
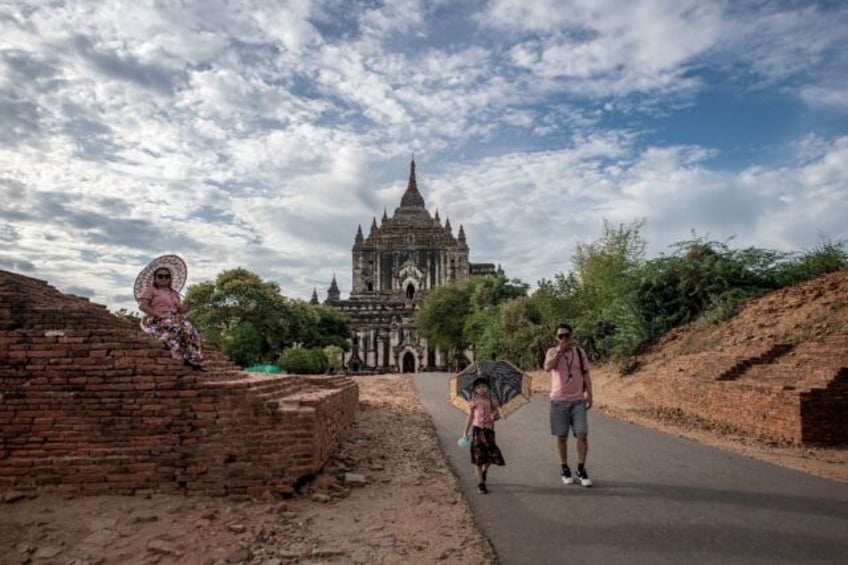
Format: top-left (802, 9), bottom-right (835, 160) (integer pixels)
top-left (0, 270), bottom-right (358, 496)
top-left (643, 270), bottom-right (848, 446)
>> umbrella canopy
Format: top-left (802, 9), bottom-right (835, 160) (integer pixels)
top-left (134, 254), bottom-right (188, 301)
top-left (449, 360), bottom-right (532, 420)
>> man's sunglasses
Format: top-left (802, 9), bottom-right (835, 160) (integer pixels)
top-left (557, 333), bottom-right (571, 339)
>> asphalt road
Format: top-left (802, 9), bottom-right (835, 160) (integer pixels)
top-left (411, 371), bottom-right (848, 565)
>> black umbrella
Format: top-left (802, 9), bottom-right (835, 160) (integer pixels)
top-left (449, 360), bottom-right (533, 420)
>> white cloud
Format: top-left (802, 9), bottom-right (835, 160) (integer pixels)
top-left (1, 0), bottom-right (846, 312)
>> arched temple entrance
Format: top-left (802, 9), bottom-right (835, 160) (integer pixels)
top-left (401, 351), bottom-right (416, 373)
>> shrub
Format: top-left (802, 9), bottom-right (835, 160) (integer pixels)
top-left (277, 347), bottom-right (329, 374)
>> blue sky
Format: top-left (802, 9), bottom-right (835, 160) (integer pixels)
top-left (1, 0), bottom-right (846, 311)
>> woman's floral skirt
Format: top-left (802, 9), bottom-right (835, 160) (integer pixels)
top-left (141, 315), bottom-right (203, 366)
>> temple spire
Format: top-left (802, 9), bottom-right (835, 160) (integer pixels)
top-left (399, 157), bottom-right (426, 208)
top-left (327, 273), bottom-right (340, 301)
top-left (310, 287), bottom-right (319, 304)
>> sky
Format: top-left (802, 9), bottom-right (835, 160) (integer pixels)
top-left (2, 0), bottom-right (847, 312)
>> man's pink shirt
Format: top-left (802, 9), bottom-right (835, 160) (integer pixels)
top-left (545, 346), bottom-right (590, 401)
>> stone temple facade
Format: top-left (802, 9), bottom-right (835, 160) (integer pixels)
top-left (323, 159), bottom-right (502, 373)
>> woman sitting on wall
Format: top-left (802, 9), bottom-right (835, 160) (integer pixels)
top-left (134, 254), bottom-right (204, 370)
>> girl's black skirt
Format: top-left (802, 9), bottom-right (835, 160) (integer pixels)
top-left (470, 426), bottom-right (505, 466)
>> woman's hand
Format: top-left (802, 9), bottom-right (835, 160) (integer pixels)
top-left (179, 298), bottom-right (194, 314)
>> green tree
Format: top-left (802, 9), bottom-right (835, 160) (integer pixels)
top-left (185, 268), bottom-right (351, 366)
top-left (464, 307), bottom-right (501, 361)
top-left (462, 275), bottom-right (529, 363)
top-left (416, 279), bottom-right (474, 369)
top-left (470, 275), bottom-right (528, 310)
top-left (302, 305), bottom-right (352, 350)
top-left (186, 268), bottom-right (296, 363)
top-left (497, 297), bottom-right (545, 369)
top-left (559, 219), bottom-right (647, 360)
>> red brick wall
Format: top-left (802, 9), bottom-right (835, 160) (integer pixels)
top-left (650, 377), bottom-right (804, 443)
top-left (647, 347), bottom-right (847, 445)
top-left (0, 270), bottom-right (359, 496)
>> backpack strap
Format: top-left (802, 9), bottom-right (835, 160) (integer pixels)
top-left (577, 347), bottom-right (587, 375)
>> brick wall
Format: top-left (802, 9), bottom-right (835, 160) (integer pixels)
top-left (647, 342), bottom-right (847, 445)
top-left (0, 270), bottom-right (359, 496)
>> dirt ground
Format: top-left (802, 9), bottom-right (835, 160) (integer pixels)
top-left (1, 375), bottom-right (496, 565)
top-left (3, 372), bottom-right (845, 565)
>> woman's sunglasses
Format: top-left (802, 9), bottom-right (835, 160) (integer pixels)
top-left (155, 273), bottom-right (171, 279)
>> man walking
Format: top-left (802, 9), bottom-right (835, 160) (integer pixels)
top-left (543, 323), bottom-right (593, 487)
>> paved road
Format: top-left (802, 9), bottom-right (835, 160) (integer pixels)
top-left (411, 372), bottom-right (848, 565)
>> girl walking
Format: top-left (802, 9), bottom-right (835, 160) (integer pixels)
top-left (462, 377), bottom-right (505, 494)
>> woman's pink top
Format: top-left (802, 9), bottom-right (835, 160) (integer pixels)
top-left (138, 286), bottom-right (182, 318)
top-left (469, 395), bottom-right (499, 429)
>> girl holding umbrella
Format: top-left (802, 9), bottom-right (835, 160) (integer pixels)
top-left (462, 377), bottom-right (506, 494)
top-left (134, 254), bottom-right (205, 370)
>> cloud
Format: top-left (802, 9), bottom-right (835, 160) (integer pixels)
top-left (0, 0), bottom-right (846, 312)
top-left (68, 34), bottom-right (184, 95)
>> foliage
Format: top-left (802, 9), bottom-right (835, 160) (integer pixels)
top-left (417, 275), bottom-right (531, 370)
top-left (278, 347), bottom-right (329, 374)
top-left (185, 267), bottom-right (351, 366)
top-left (470, 276), bottom-right (528, 310)
top-left (463, 307), bottom-right (501, 362)
top-left (523, 226), bottom-right (845, 371)
top-left (552, 220), bottom-right (648, 361)
top-left (416, 279), bottom-right (474, 369)
top-left (773, 238), bottom-right (848, 286)
top-left (323, 345), bottom-right (345, 373)
top-left (300, 305), bottom-right (352, 351)
top-left (221, 322), bottom-right (265, 367)
top-left (497, 297), bottom-right (546, 369)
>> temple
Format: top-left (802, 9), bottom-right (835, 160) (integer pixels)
top-left (325, 159), bottom-right (502, 373)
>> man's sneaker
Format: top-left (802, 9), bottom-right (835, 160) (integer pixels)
top-left (561, 466), bottom-right (574, 485)
top-left (576, 466), bottom-right (593, 487)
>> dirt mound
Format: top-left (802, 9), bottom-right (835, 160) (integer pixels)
top-left (649, 268), bottom-right (848, 359)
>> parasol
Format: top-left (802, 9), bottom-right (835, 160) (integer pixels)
top-left (448, 360), bottom-right (532, 420)
top-left (134, 254), bottom-right (188, 301)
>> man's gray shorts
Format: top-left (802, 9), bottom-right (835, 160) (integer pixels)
top-left (550, 400), bottom-right (588, 437)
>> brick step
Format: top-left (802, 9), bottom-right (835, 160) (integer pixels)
top-left (735, 365), bottom-right (845, 391)
top-left (247, 380), bottom-right (309, 399)
top-left (716, 343), bottom-right (795, 381)
top-left (206, 376), bottom-right (314, 403)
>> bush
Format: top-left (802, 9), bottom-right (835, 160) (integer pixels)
top-left (323, 345), bottom-right (344, 373)
top-left (222, 322), bottom-right (265, 367)
top-left (277, 347), bottom-right (329, 374)
top-left (775, 239), bottom-right (847, 286)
